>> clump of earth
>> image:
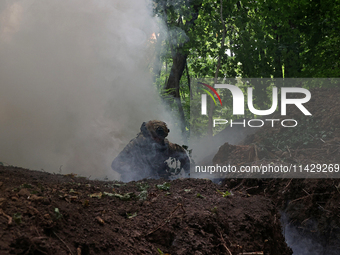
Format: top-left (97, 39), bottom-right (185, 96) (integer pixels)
top-left (0, 166), bottom-right (292, 254)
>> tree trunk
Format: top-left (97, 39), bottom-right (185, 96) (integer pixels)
top-left (165, 51), bottom-right (188, 98)
top-left (164, 50), bottom-right (188, 141)
top-left (208, 0), bottom-right (227, 136)
top-left (162, 1), bottom-right (202, 141)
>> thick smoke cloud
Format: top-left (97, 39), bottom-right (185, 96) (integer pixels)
top-left (0, 0), bottom-right (176, 179)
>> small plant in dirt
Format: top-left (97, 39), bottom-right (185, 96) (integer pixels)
top-left (126, 212), bottom-right (137, 219)
top-left (211, 206), bottom-right (218, 214)
top-left (137, 190), bottom-right (148, 200)
top-left (13, 213), bottom-right (22, 224)
top-left (54, 208), bottom-right (63, 220)
top-left (196, 193), bottom-right (205, 199)
top-left (82, 199), bottom-right (90, 207)
top-left (102, 191), bottom-right (136, 201)
top-left (65, 173), bottom-right (77, 178)
top-left (137, 182), bottom-right (149, 191)
top-left (156, 248), bottom-right (170, 255)
top-left (89, 192), bottom-right (103, 198)
top-left (156, 182), bottom-right (170, 191)
top-left (216, 189), bottom-right (231, 197)
top-left (21, 183), bottom-right (33, 189)
top-left (136, 182), bottom-right (149, 200)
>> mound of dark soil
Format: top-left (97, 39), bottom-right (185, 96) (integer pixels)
top-left (221, 177), bottom-right (340, 254)
top-left (0, 166), bottom-right (291, 255)
top-left (208, 87), bottom-right (340, 253)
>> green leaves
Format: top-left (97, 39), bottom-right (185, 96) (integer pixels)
top-left (156, 182), bottom-right (171, 191)
top-left (196, 193), bottom-right (205, 199)
top-left (152, 0), bottom-right (339, 138)
top-left (216, 189), bottom-right (231, 197)
top-left (137, 190), bottom-right (148, 201)
top-left (137, 182), bottom-right (150, 191)
top-left (109, 192), bottom-right (136, 201)
top-left (90, 191), bottom-right (136, 201)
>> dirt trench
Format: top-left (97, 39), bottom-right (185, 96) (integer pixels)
top-left (0, 166), bottom-right (292, 255)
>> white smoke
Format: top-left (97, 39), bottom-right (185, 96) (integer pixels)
top-left (0, 0), bottom-right (179, 179)
top-left (281, 212), bottom-right (340, 255)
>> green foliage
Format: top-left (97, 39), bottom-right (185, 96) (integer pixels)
top-left (136, 182), bottom-right (149, 200)
top-left (137, 182), bottom-right (150, 191)
top-left (260, 116), bottom-right (333, 151)
top-left (151, 0), bottom-right (340, 135)
top-left (89, 192), bottom-right (103, 199)
top-left (211, 206), bottom-right (218, 214)
top-left (156, 182), bottom-right (171, 191)
top-left (137, 190), bottom-right (148, 201)
top-left (112, 192), bottom-right (135, 201)
top-left (216, 189), bottom-right (231, 197)
top-left (196, 193), bottom-right (205, 199)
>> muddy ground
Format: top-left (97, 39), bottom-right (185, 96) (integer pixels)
top-left (211, 87), bottom-right (340, 254)
top-left (0, 87), bottom-right (339, 254)
top-left (0, 166), bottom-right (292, 255)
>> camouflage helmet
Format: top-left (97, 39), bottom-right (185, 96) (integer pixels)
top-left (140, 120), bottom-right (170, 138)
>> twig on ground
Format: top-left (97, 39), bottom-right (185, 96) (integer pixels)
top-left (218, 230), bottom-right (232, 255)
top-left (0, 209), bottom-right (12, 225)
top-left (285, 179), bottom-right (293, 189)
top-left (239, 252), bottom-right (263, 255)
top-left (335, 183), bottom-right (340, 194)
top-left (286, 145), bottom-right (292, 157)
top-left (245, 186), bottom-right (259, 192)
top-left (231, 179), bottom-right (246, 191)
top-left (317, 203), bottom-right (332, 213)
top-left (331, 147), bottom-right (339, 154)
top-left (303, 189), bottom-right (311, 196)
top-left (288, 195), bottom-right (310, 204)
top-left (53, 231), bottom-right (73, 255)
top-left (146, 203), bottom-right (185, 236)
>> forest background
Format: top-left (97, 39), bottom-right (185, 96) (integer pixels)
top-left (149, 0), bottom-right (340, 140)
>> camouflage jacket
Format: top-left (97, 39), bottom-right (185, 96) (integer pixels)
top-left (111, 128), bottom-right (190, 181)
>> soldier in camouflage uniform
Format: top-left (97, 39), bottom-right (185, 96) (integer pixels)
top-left (111, 120), bottom-right (190, 182)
